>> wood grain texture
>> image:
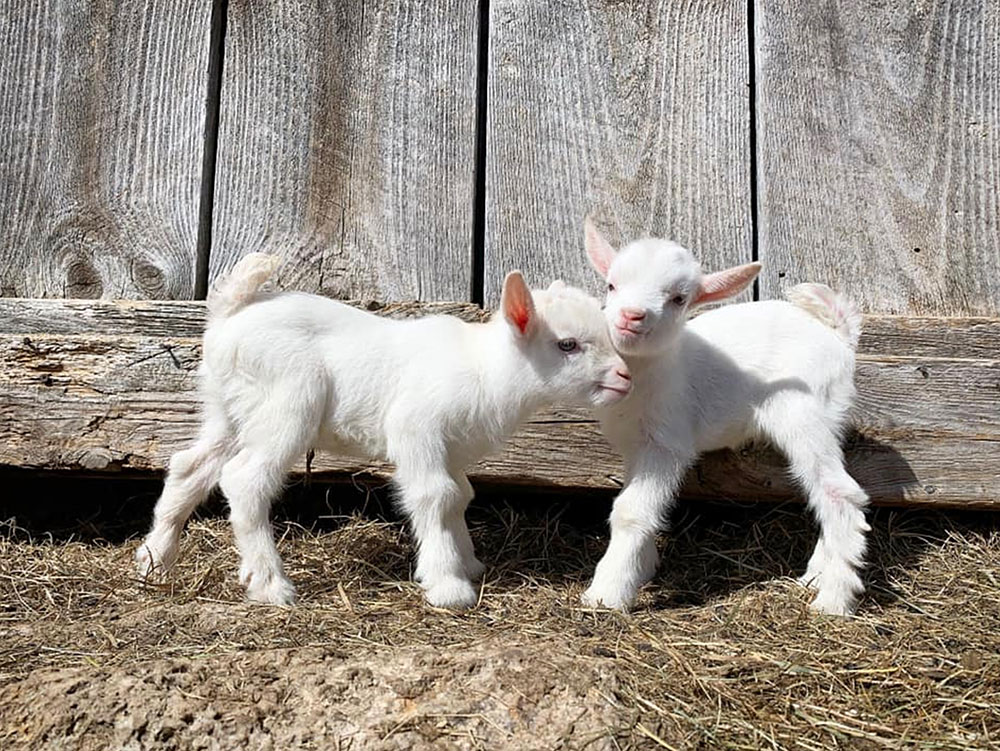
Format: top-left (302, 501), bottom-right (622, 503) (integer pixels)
top-left (11, 302), bottom-right (998, 359)
top-left (484, 0), bottom-right (752, 305)
top-left (755, 0), bottom-right (1000, 314)
top-left (854, 357), bottom-right (1000, 440)
top-left (860, 315), bottom-right (1000, 360)
top-left (0, 0), bottom-right (212, 299)
top-left (679, 436), bottom-right (1000, 509)
top-left (211, 0), bottom-right (478, 302)
top-left (0, 298), bottom-right (486, 338)
top-left (2, 300), bottom-right (997, 508)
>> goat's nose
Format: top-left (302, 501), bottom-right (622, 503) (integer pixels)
top-left (620, 307), bottom-right (646, 322)
top-left (615, 367), bottom-right (631, 381)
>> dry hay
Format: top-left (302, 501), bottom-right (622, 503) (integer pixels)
top-left (0, 482), bottom-right (998, 749)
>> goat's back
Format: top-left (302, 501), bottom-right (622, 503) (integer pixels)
top-left (199, 290), bottom-right (494, 458)
top-left (686, 299), bottom-right (855, 385)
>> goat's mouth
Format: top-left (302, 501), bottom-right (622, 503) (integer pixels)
top-left (602, 384), bottom-right (630, 395)
top-left (596, 383), bottom-right (631, 403)
top-left (614, 323), bottom-right (646, 339)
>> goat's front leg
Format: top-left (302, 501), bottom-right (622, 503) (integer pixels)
top-left (395, 463), bottom-right (478, 610)
top-left (451, 470), bottom-right (485, 580)
top-left (582, 449), bottom-right (689, 610)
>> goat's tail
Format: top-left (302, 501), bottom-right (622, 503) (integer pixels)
top-left (784, 283), bottom-right (863, 349)
top-left (207, 253), bottom-right (282, 320)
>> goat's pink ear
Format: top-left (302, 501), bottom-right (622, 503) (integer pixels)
top-left (501, 270), bottom-right (535, 336)
top-left (693, 262), bottom-right (762, 307)
top-left (584, 218), bottom-right (616, 278)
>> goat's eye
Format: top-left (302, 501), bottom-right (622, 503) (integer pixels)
top-left (607, 283), bottom-right (615, 292)
top-left (672, 295), bottom-right (686, 306)
top-left (557, 338), bottom-right (579, 353)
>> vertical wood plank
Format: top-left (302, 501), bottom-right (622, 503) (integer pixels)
top-left (484, 0), bottom-right (751, 304)
top-left (0, 0), bottom-right (212, 299)
top-left (212, 0), bottom-right (478, 302)
top-left (756, 1), bottom-right (1000, 315)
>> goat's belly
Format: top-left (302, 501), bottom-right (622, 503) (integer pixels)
top-left (315, 424), bottom-right (386, 461)
top-left (695, 421), bottom-right (752, 454)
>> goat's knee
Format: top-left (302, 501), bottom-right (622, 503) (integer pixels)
top-left (608, 505), bottom-right (660, 537)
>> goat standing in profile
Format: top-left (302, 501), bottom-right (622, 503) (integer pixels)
top-left (138, 254), bottom-right (632, 610)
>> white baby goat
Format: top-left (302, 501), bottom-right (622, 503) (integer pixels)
top-left (137, 254), bottom-right (632, 609)
top-left (582, 221), bottom-right (869, 615)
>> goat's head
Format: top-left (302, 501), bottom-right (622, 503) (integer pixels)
top-left (499, 271), bottom-right (632, 407)
top-left (585, 219), bottom-right (761, 358)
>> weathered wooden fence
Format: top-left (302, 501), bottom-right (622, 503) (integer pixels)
top-left (1, 1), bottom-right (998, 508)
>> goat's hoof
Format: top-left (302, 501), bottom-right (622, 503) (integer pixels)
top-left (808, 591), bottom-right (857, 617)
top-left (581, 584), bottom-right (634, 612)
top-left (424, 576), bottom-right (478, 610)
top-left (243, 570), bottom-right (297, 606)
top-left (135, 543), bottom-right (173, 584)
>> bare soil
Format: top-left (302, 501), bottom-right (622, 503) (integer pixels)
top-left (2, 638), bottom-right (621, 750)
top-left (1, 482), bottom-right (998, 749)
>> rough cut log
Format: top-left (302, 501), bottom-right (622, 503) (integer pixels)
top-left (1, 300), bottom-right (997, 509)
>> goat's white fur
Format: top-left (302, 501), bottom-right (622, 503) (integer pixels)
top-left (137, 254), bottom-right (631, 609)
top-left (583, 221), bottom-right (869, 615)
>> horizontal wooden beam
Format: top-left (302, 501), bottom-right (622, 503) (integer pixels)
top-left (1, 299), bottom-right (997, 508)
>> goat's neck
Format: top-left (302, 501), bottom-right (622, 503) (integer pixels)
top-left (623, 333), bottom-right (684, 385)
top-left (474, 322), bottom-right (547, 429)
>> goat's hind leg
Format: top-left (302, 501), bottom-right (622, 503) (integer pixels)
top-left (137, 407), bottom-right (233, 582)
top-left (451, 471), bottom-right (485, 580)
top-left (802, 463), bottom-right (869, 615)
top-left (220, 448), bottom-right (301, 605)
top-left (766, 404), bottom-right (870, 615)
top-left (221, 387), bottom-right (323, 606)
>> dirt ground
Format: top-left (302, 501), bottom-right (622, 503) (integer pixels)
top-left (1, 478), bottom-right (998, 749)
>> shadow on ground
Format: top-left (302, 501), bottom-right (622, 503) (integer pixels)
top-left (1, 466), bottom-right (994, 615)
